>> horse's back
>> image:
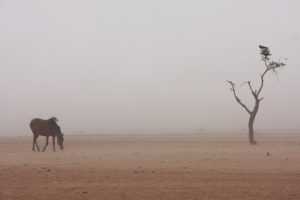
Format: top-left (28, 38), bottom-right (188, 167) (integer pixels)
top-left (30, 117), bottom-right (60, 136)
top-left (30, 118), bottom-right (47, 134)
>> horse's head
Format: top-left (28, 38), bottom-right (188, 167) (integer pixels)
top-left (57, 133), bottom-right (64, 150)
top-left (54, 123), bottom-right (64, 150)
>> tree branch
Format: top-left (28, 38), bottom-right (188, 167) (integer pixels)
top-left (257, 60), bottom-right (283, 96)
top-left (247, 81), bottom-right (257, 98)
top-left (257, 68), bottom-right (269, 96)
top-left (227, 80), bottom-right (252, 115)
top-left (261, 55), bottom-right (269, 69)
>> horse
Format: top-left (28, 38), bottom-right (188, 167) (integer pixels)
top-left (30, 117), bottom-right (64, 152)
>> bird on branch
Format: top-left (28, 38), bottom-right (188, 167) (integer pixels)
top-left (259, 45), bottom-right (271, 58)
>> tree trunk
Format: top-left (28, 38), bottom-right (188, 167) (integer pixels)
top-left (248, 115), bottom-right (256, 145)
top-left (248, 100), bottom-right (260, 145)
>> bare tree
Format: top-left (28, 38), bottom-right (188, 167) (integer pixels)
top-left (227, 46), bottom-right (286, 145)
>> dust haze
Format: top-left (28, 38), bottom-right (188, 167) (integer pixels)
top-left (1, 2), bottom-right (300, 200)
top-left (1, 1), bottom-right (300, 135)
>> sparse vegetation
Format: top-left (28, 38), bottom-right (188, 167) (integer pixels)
top-left (227, 46), bottom-right (287, 145)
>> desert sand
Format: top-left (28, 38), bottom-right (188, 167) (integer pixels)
top-left (1, 132), bottom-right (300, 200)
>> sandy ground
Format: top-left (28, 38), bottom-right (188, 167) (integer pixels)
top-left (1, 132), bottom-right (300, 200)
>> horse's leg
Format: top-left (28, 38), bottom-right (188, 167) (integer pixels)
top-left (35, 135), bottom-right (40, 152)
top-left (32, 134), bottom-right (40, 152)
top-left (52, 136), bottom-right (56, 152)
top-left (32, 134), bottom-right (37, 152)
top-left (42, 136), bottom-right (49, 152)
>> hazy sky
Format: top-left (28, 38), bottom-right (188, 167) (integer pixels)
top-left (0, 0), bottom-right (299, 135)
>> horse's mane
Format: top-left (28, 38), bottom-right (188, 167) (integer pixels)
top-left (49, 117), bottom-right (59, 128)
top-left (48, 117), bottom-right (63, 136)
top-left (50, 117), bottom-right (58, 122)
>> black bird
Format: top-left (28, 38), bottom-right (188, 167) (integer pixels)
top-left (259, 45), bottom-right (271, 57)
